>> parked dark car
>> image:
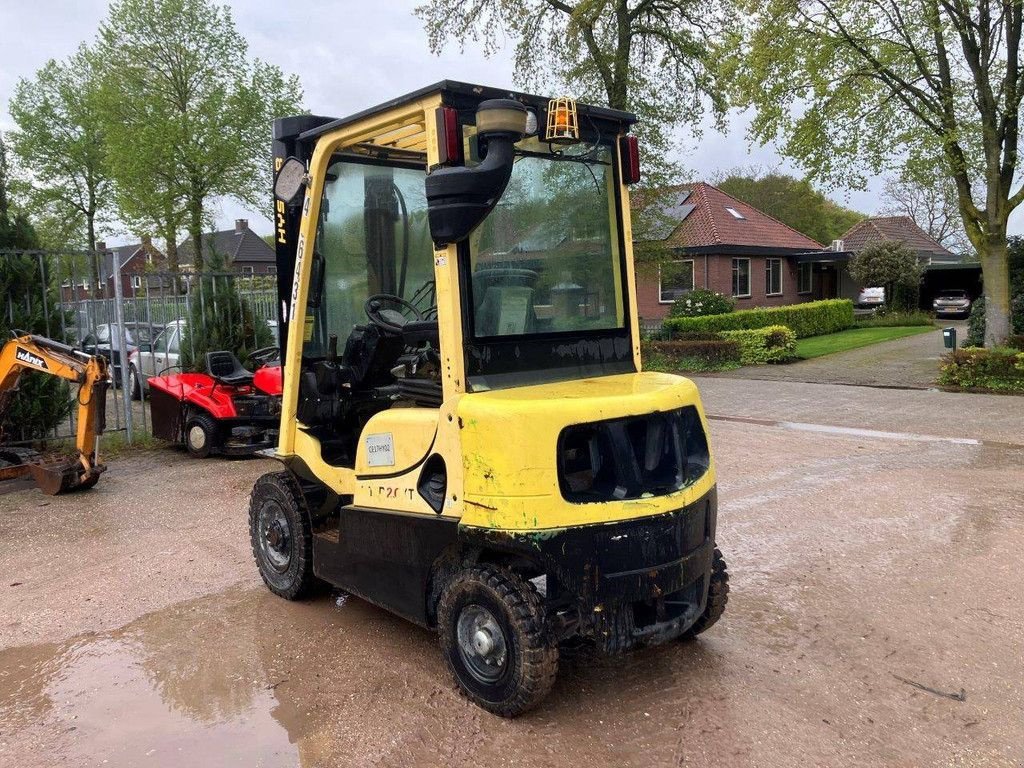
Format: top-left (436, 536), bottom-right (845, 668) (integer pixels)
top-left (932, 289), bottom-right (972, 318)
top-left (81, 322), bottom-right (164, 387)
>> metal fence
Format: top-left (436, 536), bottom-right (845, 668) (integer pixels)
top-left (1, 248), bottom-right (277, 446)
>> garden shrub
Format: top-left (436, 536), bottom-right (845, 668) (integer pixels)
top-left (663, 299), bottom-right (854, 339)
top-left (965, 294), bottom-right (1024, 346)
top-left (939, 347), bottom-right (1024, 393)
top-left (643, 338), bottom-right (742, 373)
top-left (720, 325), bottom-right (797, 364)
top-left (1009, 335), bottom-right (1024, 351)
top-left (666, 289), bottom-right (735, 318)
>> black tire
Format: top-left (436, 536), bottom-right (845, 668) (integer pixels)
top-left (249, 471), bottom-right (317, 600)
top-left (682, 547), bottom-right (729, 639)
top-left (438, 565), bottom-right (558, 717)
top-left (184, 411), bottom-right (219, 458)
top-left (128, 365), bottom-right (142, 401)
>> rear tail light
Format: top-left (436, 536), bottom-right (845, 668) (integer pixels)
top-left (435, 106), bottom-right (462, 166)
top-left (619, 135), bottom-right (640, 185)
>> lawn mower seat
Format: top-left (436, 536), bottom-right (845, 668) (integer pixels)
top-left (206, 351), bottom-right (254, 386)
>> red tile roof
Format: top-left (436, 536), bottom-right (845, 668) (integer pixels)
top-left (637, 182), bottom-right (825, 252)
top-left (838, 216), bottom-right (954, 260)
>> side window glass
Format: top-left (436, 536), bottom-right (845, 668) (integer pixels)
top-left (153, 330), bottom-right (169, 354)
top-left (167, 329), bottom-right (180, 354)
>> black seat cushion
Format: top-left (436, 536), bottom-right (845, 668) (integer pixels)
top-left (206, 351), bottom-right (254, 386)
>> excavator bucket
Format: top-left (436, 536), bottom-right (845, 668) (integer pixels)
top-left (26, 459), bottom-right (103, 495)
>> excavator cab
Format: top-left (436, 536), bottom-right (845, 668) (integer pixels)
top-left (252, 82), bottom-right (727, 716)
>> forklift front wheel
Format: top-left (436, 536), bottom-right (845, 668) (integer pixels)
top-left (437, 565), bottom-right (558, 717)
top-left (681, 546), bottom-right (730, 640)
top-left (185, 412), bottom-right (219, 458)
top-left (249, 471), bottom-right (317, 600)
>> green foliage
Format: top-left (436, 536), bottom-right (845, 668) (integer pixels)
top-left (728, 0), bottom-right (1020, 342)
top-left (939, 348), bottom-right (1024, 393)
top-left (848, 241), bottom-right (923, 312)
top-left (666, 288), bottom-right (734, 318)
top-left (95, 0), bottom-right (303, 271)
top-left (664, 299), bottom-right (854, 339)
top-left (720, 325), bottom-right (796, 364)
top-left (416, 0), bottom-right (731, 187)
top-left (856, 311), bottom-right (934, 328)
top-left (717, 173), bottom-right (863, 245)
top-left (8, 45), bottom-right (111, 259)
top-left (0, 137), bottom-right (72, 441)
top-left (642, 339), bottom-right (741, 373)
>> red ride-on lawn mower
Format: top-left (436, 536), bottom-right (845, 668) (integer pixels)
top-left (148, 347), bottom-right (283, 458)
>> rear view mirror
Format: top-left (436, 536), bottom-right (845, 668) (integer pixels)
top-left (275, 157), bottom-right (307, 204)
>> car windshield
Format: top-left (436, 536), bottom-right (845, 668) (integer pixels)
top-left (939, 291), bottom-right (967, 298)
top-left (465, 136), bottom-right (625, 338)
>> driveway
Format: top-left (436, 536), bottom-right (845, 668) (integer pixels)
top-left (710, 321), bottom-right (967, 389)
top-left (1, 380), bottom-right (1022, 768)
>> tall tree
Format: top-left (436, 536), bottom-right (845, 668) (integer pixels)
top-left (878, 167), bottom-right (973, 256)
top-left (416, 0), bottom-right (730, 184)
top-left (0, 134), bottom-right (72, 441)
top-left (716, 172), bottom-right (864, 245)
top-left (8, 45), bottom-right (111, 286)
top-left (95, 0), bottom-right (302, 272)
top-left (731, 0), bottom-right (1024, 345)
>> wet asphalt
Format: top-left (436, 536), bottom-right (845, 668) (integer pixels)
top-left (1, 379), bottom-right (1022, 767)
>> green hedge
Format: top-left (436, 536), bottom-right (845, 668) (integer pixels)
top-left (663, 299), bottom-right (854, 339)
top-left (721, 325), bottom-right (797, 364)
top-left (857, 310), bottom-right (935, 328)
top-left (939, 347), bottom-right (1024, 393)
top-left (643, 338), bottom-right (742, 371)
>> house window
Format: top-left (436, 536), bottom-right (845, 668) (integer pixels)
top-left (732, 258), bottom-right (751, 298)
top-left (266, 265), bottom-right (277, 275)
top-left (132, 275), bottom-right (142, 289)
top-left (765, 258), bottom-right (783, 296)
top-left (725, 207), bottom-right (746, 220)
top-left (241, 266), bottom-right (254, 277)
top-left (798, 262), bottom-right (813, 294)
top-left (658, 259), bottom-right (695, 303)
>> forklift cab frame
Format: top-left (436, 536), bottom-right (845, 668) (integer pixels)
top-left (257, 81), bottom-right (727, 717)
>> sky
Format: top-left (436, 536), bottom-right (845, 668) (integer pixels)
top-left (0, 0), bottom-right (908, 246)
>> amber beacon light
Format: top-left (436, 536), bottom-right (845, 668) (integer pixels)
top-left (545, 96), bottom-right (579, 142)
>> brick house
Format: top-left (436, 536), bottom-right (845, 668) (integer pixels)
top-left (176, 219), bottom-right (276, 275)
top-left (635, 183), bottom-right (829, 323)
top-left (60, 237), bottom-right (167, 301)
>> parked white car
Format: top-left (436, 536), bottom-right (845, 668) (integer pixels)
top-left (127, 319), bottom-right (185, 399)
top-left (857, 286), bottom-right (886, 308)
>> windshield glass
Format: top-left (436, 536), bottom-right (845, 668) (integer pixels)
top-left (303, 158), bottom-right (435, 357)
top-left (466, 137), bottom-right (624, 338)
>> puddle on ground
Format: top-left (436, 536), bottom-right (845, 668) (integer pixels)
top-left (0, 584), bottom-right (741, 768)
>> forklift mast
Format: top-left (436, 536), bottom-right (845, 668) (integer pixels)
top-left (272, 114), bottom-right (336, 358)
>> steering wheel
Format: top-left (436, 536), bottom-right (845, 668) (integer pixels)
top-left (364, 294), bottom-right (423, 334)
top-left (248, 346), bottom-right (280, 367)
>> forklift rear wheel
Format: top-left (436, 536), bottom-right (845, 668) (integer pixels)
top-left (184, 412), bottom-right (219, 458)
top-left (249, 471), bottom-right (317, 600)
top-left (681, 547), bottom-right (729, 640)
top-left (438, 565), bottom-right (558, 717)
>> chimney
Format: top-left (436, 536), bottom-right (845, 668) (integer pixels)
top-left (234, 219), bottom-right (248, 234)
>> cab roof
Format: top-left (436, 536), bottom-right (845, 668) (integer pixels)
top-left (274, 80), bottom-right (637, 145)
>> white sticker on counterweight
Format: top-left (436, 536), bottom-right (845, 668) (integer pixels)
top-left (365, 433), bottom-right (395, 467)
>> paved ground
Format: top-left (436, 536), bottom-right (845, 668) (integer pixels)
top-left (709, 321), bottom-right (968, 389)
top-left (1, 380), bottom-right (1022, 767)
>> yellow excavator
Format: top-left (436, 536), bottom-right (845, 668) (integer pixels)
top-left (0, 333), bottom-right (109, 494)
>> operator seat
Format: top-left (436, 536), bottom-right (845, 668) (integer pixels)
top-left (206, 351), bottom-right (254, 386)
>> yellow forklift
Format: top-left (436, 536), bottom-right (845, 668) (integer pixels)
top-left (253, 82), bottom-right (727, 716)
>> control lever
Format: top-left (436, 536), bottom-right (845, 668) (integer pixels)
top-left (328, 333), bottom-right (338, 362)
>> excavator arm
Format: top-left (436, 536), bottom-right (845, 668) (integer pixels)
top-left (0, 334), bottom-right (110, 494)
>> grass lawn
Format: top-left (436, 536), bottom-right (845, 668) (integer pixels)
top-left (796, 325), bottom-right (935, 359)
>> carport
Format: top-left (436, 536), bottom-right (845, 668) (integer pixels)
top-left (921, 261), bottom-right (983, 306)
